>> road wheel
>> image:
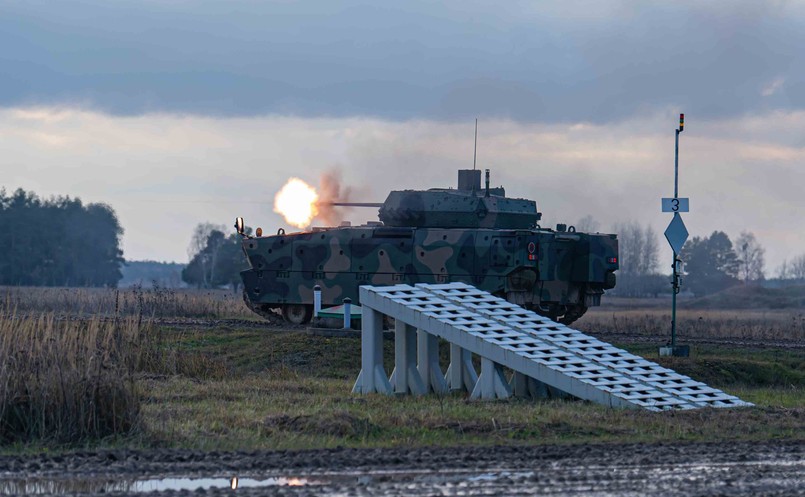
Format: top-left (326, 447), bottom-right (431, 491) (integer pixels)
top-left (532, 303), bottom-right (562, 323)
top-left (282, 304), bottom-right (313, 325)
top-left (558, 304), bottom-right (588, 325)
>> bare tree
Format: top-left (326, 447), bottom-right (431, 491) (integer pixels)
top-left (612, 221), bottom-right (658, 276)
top-left (187, 222), bottom-right (226, 287)
top-left (575, 215), bottom-right (600, 233)
top-left (735, 231), bottom-right (765, 283)
top-left (640, 225), bottom-right (659, 275)
top-left (613, 222), bottom-right (642, 276)
top-left (611, 221), bottom-right (662, 297)
top-left (791, 254), bottom-right (805, 280)
top-left (777, 259), bottom-right (790, 279)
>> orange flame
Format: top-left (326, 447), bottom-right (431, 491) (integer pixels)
top-left (273, 178), bottom-right (319, 228)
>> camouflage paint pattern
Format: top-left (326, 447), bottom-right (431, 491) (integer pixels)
top-left (240, 170), bottom-right (619, 324)
top-left (240, 225), bottom-right (618, 323)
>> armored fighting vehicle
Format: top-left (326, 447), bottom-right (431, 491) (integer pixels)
top-left (237, 170), bottom-right (618, 325)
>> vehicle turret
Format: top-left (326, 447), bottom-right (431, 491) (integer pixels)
top-left (332, 170), bottom-right (541, 229)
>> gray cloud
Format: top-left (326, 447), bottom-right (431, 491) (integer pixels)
top-left (1, 1), bottom-right (803, 122)
top-left (1, 106), bottom-right (803, 273)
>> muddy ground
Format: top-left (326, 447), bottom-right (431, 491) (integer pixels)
top-left (1, 440), bottom-right (802, 496)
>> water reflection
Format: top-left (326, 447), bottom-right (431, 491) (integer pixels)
top-left (0, 479), bottom-right (130, 495)
top-left (0, 476), bottom-right (313, 495)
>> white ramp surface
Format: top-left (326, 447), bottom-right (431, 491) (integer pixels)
top-left (353, 282), bottom-right (752, 411)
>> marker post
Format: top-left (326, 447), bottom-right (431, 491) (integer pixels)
top-left (661, 114), bottom-right (690, 357)
top-left (672, 115), bottom-right (681, 348)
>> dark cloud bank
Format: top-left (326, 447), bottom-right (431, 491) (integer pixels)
top-left (1, 1), bottom-right (802, 123)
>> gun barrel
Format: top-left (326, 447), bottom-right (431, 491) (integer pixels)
top-left (328, 202), bottom-right (383, 207)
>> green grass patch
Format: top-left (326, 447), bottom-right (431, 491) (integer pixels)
top-left (139, 374), bottom-right (803, 451)
top-left (620, 344), bottom-right (804, 388)
top-left (5, 287), bottom-right (802, 453)
top-left (4, 316), bottom-right (801, 453)
top-left (129, 325), bottom-right (805, 451)
top-left (175, 327), bottom-right (375, 379)
top-left (167, 326), bottom-right (804, 389)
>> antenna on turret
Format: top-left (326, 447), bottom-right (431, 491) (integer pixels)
top-left (473, 118), bottom-right (478, 171)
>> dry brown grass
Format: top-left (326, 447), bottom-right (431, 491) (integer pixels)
top-left (0, 308), bottom-right (226, 444)
top-left (0, 313), bottom-right (145, 443)
top-left (1, 285), bottom-right (253, 319)
top-left (577, 307), bottom-right (805, 342)
top-left (0, 286), bottom-right (246, 444)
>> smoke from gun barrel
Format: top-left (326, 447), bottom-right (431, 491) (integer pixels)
top-left (327, 202), bottom-right (383, 207)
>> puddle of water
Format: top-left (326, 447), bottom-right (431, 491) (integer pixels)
top-left (466, 471), bottom-right (533, 482)
top-left (0, 476), bottom-right (312, 495)
top-left (135, 476), bottom-right (311, 492)
top-left (0, 467), bottom-right (532, 495)
top-left (3, 460), bottom-right (800, 496)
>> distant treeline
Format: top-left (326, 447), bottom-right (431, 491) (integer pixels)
top-left (183, 222), bottom-right (245, 290)
top-left (0, 188), bottom-right (124, 286)
top-left (579, 216), bottom-right (794, 298)
top-left (609, 226), bottom-right (766, 298)
top-left (119, 260), bottom-right (185, 288)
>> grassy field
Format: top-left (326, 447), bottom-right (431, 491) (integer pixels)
top-left (136, 327), bottom-right (803, 451)
top-left (1, 285), bottom-right (252, 319)
top-left (577, 306), bottom-right (805, 342)
top-left (0, 287), bottom-right (802, 452)
top-left (134, 324), bottom-right (803, 451)
top-left (584, 287), bottom-right (805, 342)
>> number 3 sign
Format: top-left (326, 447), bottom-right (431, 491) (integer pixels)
top-left (662, 198), bottom-right (689, 213)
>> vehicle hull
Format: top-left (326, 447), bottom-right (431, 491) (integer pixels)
top-left (240, 225), bottom-right (618, 324)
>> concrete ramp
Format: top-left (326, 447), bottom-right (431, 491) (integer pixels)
top-left (353, 282), bottom-right (751, 411)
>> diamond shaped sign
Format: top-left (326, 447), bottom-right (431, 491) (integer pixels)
top-left (664, 213), bottom-right (689, 254)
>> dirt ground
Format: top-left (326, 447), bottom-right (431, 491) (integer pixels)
top-left (1, 440), bottom-right (802, 496)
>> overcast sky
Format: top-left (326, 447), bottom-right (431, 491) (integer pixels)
top-left (1, 1), bottom-right (803, 274)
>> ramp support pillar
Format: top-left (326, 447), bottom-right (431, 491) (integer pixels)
top-left (446, 343), bottom-right (478, 392)
top-left (389, 321), bottom-right (427, 395)
top-left (417, 330), bottom-right (448, 394)
top-left (511, 372), bottom-right (551, 399)
top-left (352, 307), bottom-right (392, 395)
top-left (471, 357), bottom-right (512, 400)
